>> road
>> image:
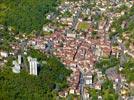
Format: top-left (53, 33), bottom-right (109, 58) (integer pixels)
top-left (71, 8), bottom-right (82, 31)
top-left (80, 72), bottom-right (84, 100)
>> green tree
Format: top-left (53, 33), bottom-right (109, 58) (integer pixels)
top-left (1, 0), bottom-right (58, 33)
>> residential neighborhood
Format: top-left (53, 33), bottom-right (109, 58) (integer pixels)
top-left (0, 0), bottom-right (134, 99)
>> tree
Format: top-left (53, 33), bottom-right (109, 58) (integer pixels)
top-left (102, 79), bottom-right (118, 100)
top-left (1, 0), bottom-right (58, 33)
top-left (0, 49), bottom-right (71, 99)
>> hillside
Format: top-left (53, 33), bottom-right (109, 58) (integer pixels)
top-left (0, 49), bottom-right (71, 100)
top-left (0, 0), bottom-right (58, 33)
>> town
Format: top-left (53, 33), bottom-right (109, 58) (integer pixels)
top-left (0, 0), bottom-right (134, 99)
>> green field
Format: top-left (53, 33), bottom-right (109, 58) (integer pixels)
top-left (77, 22), bottom-right (89, 31)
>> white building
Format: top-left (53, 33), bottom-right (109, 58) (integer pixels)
top-left (29, 57), bottom-right (38, 75)
top-left (69, 89), bottom-right (75, 94)
top-left (0, 51), bottom-right (8, 58)
top-left (67, 33), bottom-right (76, 38)
top-left (18, 55), bottom-right (22, 64)
top-left (94, 45), bottom-right (103, 57)
top-left (12, 61), bottom-right (20, 73)
top-left (42, 26), bottom-right (54, 32)
top-left (84, 73), bottom-right (92, 85)
top-left (84, 92), bottom-right (89, 100)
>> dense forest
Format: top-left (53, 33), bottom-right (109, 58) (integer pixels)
top-left (0, 0), bottom-right (58, 33)
top-left (0, 49), bottom-right (71, 99)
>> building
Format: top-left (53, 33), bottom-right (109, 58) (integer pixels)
top-left (83, 89), bottom-right (90, 100)
top-left (67, 33), bottom-right (76, 38)
top-left (18, 55), bottom-right (22, 65)
top-left (94, 82), bottom-right (101, 90)
top-left (12, 61), bottom-right (20, 73)
top-left (83, 72), bottom-right (92, 86)
top-left (29, 57), bottom-right (38, 75)
top-left (0, 51), bottom-right (8, 58)
top-left (106, 67), bottom-right (119, 81)
top-left (94, 45), bottom-right (103, 57)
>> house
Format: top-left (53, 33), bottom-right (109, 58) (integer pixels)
top-left (67, 33), bottom-right (76, 38)
top-left (94, 82), bottom-right (101, 90)
top-left (84, 89), bottom-right (90, 100)
top-left (42, 26), bottom-right (54, 33)
top-left (69, 88), bottom-right (75, 94)
top-left (59, 91), bottom-right (68, 98)
top-left (98, 96), bottom-right (102, 100)
top-left (121, 89), bottom-right (128, 95)
top-left (97, 71), bottom-right (103, 78)
top-left (0, 24), bottom-right (4, 30)
top-left (0, 51), bottom-right (8, 58)
top-left (94, 45), bottom-right (102, 57)
top-left (130, 81), bottom-right (134, 88)
top-left (113, 82), bottom-right (117, 90)
top-left (75, 89), bottom-right (80, 95)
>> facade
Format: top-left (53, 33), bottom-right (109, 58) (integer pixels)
top-left (29, 58), bottom-right (38, 75)
top-left (18, 55), bottom-right (22, 64)
top-left (12, 60), bottom-right (20, 73)
top-left (83, 73), bottom-right (93, 86)
top-left (0, 51), bottom-right (8, 58)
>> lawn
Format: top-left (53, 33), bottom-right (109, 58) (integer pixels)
top-left (77, 22), bottom-right (89, 31)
